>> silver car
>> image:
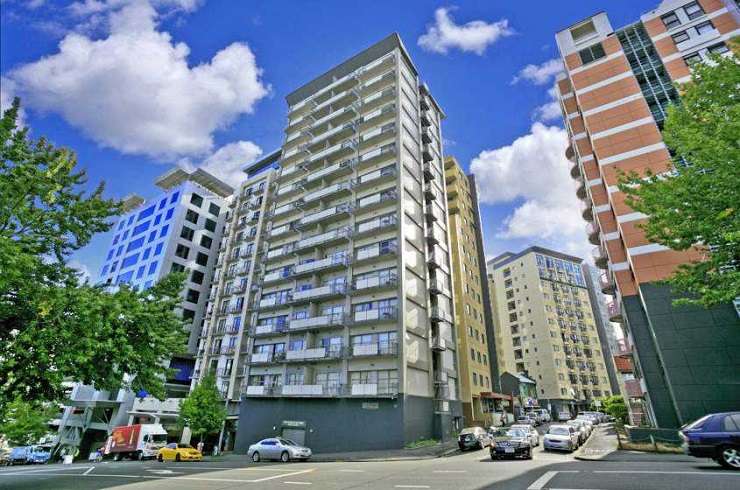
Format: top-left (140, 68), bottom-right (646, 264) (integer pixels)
top-left (511, 424), bottom-right (540, 447)
top-left (248, 438), bottom-right (312, 463)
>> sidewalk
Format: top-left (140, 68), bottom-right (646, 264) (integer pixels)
top-left (203, 441), bottom-right (459, 463)
top-left (575, 424), bottom-right (695, 463)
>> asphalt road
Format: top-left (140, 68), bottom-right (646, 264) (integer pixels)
top-left (1, 427), bottom-right (737, 490)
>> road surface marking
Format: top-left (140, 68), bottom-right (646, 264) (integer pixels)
top-left (528, 471), bottom-right (558, 490)
top-left (0, 466), bottom-right (92, 476)
top-left (239, 467), bottom-right (312, 472)
top-left (433, 470), bottom-right (466, 473)
top-left (250, 468), bottom-right (316, 483)
top-left (593, 470), bottom-right (740, 476)
top-left (283, 482), bottom-right (312, 485)
top-left (83, 467), bottom-right (95, 475)
top-left (338, 469), bottom-right (365, 473)
top-left (146, 469), bottom-right (181, 475)
top-left (394, 486), bottom-right (431, 489)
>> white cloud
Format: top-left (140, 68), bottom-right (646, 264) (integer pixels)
top-left (418, 7), bottom-right (513, 55)
top-left (471, 123), bottom-right (592, 262)
top-left (0, 77), bottom-right (26, 127)
top-left (8, 0), bottom-right (269, 159)
top-left (68, 260), bottom-right (92, 284)
top-left (533, 84), bottom-right (562, 122)
top-left (181, 140), bottom-right (263, 187)
top-left (512, 58), bottom-right (563, 85)
top-left (26, 0), bottom-right (46, 9)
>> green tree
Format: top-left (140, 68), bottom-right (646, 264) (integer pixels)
top-left (618, 48), bottom-right (740, 308)
top-left (178, 373), bottom-right (226, 444)
top-left (0, 99), bottom-right (187, 407)
top-left (602, 395), bottom-right (628, 424)
top-left (0, 398), bottom-right (55, 445)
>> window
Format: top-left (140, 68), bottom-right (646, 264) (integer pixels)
top-left (121, 253), bottom-right (139, 269)
top-left (191, 270), bottom-right (204, 284)
top-left (684, 1), bottom-right (703, 20)
top-left (182, 309), bottom-right (195, 323)
top-left (148, 261), bottom-right (158, 275)
top-left (154, 214), bottom-right (162, 226)
top-left (154, 242), bottom-right (164, 256)
top-left (472, 373), bottom-right (478, 385)
top-left (175, 244), bottom-right (190, 259)
top-left (196, 252), bottom-right (208, 266)
top-left (186, 289), bottom-right (200, 304)
top-left (170, 191), bottom-right (180, 204)
top-left (205, 218), bottom-right (217, 232)
top-left (185, 209), bottom-right (199, 224)
top-left (708, 43), bottom-right (729, 54)
top-left (147, 231), bottom-right (157, 243)
top-left (661, 12), bottom-right (681, 30)
top-left (208, 202), bottom-right (221, 216)
top-left (470, 348), bottom-right (475, 361)
top-left (570, 20), bottom-right (597, 43)
top-left (159, 224), bottom-right (169, 237)
top-left (578, 43), bottom-right (606, 65)
top-left (138, 205), bottom-right (155, 221)
top-left (142, 247), bottom-right (151, 260)
top-left (180, 226), bottom-right (195, 241)
top-left (165, 208), bottom-right (174, 220)
top-left (132, 220), bottom-right (150, 237)
top-left (136, 265), bottom-right (145, 279)
top-left (116, 245), bottom-right (124, 257)
top-left (200, 235), bottom-right (213, 249)
top-left (695, 20), bottom-right (713, 35)
top-left (684, 52), bottom-right (702, 65)
top-left (671, 30), bottom-right (690, 43)
top-left (126, 237), bottom-right (145, 252)
top-left (190, 193), bottom-right (203, 207)
top-left (171, 262), bottom-right (185, 273)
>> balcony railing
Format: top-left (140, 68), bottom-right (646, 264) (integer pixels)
top-left (352, 274), bottom-right (398, 293)
top-left (263, 268), bottom-right (293, 284)
top-left (272, 202), bottom-right (302, 218)
top-left (285, 346), bottom-right (343, 362)
top-left (356, 190), bottom-right (397, 211)
top-left (600, 272), bottom-right (616, 294)
top-left (349, 381), bottom-right (399, 397)
top-left (249, 351), bottom-right (285, 365)
top-left (355, 244), bottom-right (397, 263)
top-left (269, 223), bottom-right (296, 238)
top-left (305, 159), bottom-right (353, 184)
top-left (289, 312), bottom-right (346, 332)
top-left (355, 215), bottom-right (398, 237)
top-left (586, 222), bottom-right (600, 245)
top-left (303, 181), bottom-right (351, 204)
top-left (296, 227), bottom-right (351, 250)
top-left (293, 254), bottom-right (349, 276)
top-left (353, 164), bottom-right (396, 190)
top-left (297, 204), bottom-right (351, 229)
top-left (253, 323), bottom-right (289, 337)
top-left (292, 283), bottom-right (347, 303)
top-left (276, 181), bottom-right (304, 198)
top-left (242, 382), bottom-right (399, 398)
top-left (350, 341), bottom-right (398, 358)
top-left (430, 307), bottom-right (452, 323)
top-left (258, 295), bottom-right (292, 310)
top-left (608, 301), bottom-right (623, 322)
top-left (266, 243), bottom-right (297, 261)
top-left (353, 306), bottom-right (398, 323)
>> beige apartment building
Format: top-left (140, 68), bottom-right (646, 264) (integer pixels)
top-left (555, 0), bottom-right (740, 427)
top-left (197, 34), bottom-right (461, 453)
top-left (488, 247), bottom-right (613, 417)
top-left (444, 156), bottom-right (497, 426)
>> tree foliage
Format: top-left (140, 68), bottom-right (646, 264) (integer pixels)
top-left (602, 395), bottom-right (629, 424)
top-left (0, 398), bottom-right (55, 446)
top-left (618, 48), bottom-right (740, 308)
top-left (178, 373), bottom-right (226, 443)
top-left (0, 99), bottom-right (187, 407)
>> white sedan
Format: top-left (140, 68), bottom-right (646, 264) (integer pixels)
top-left (247, 438), bottom-right (312, 462)
top-left (511, 424), bottom-right (540, 447)
top-left (543, 425), bottom-right (579, 452)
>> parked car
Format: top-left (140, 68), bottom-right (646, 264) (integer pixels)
top-left (156, 443), bottom-right (202, 462)
top-left (248, 438), bottom-right (312, 463)
top-left (578, 414), bottom-right (599, 428)
top-left (458, 427), bottom-right (491, 451)
top-left (26, 445), bottom-right (51, 464)
top-left (489, 427), bottom-right (533, 460)
top-left (536, 409), bottom-right (552, 423)
top-left (0, 448), bottom-right (10, 466)
top-left (7, 447), bottom-right (31, 465)
top-left (511, 424), bottom-right (540, 447)
top-left (543, 425), bottom-right (579, 452)
top-left (525, 411), bottom-right (543, 426)
top-left (578, 412), bottom-right (600, 425)
top-left (517, 415), bottom-right (538, 427)
top-left (566, 420), bottom-right (588, 445)
top-left (680, 412), bottom-right (740, 470)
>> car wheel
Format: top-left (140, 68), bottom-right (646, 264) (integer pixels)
top-left (718, 446), bottom-right (740, 470)
top-left (157, 454), bottom-right (163, 462)
top-left (280, 451), bottom-right (290, 463)
top-left (252, 452), bottom-right (260, 463)
top-left (137, 451), bottom-right (143, 461)
top-left (527, 449), bottom-right (533, 460)
top-left (175, 454), bottom-right (181, 462)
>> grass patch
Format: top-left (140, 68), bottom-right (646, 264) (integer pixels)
top-left (619, 441), bottom-right (684, 453)
top-left (404, 438), bottom-right (439, 449)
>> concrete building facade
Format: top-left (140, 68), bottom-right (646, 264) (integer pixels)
top-left (488, 247), bottom-right (614, 418)
top-left (444, 156), bottom-right (498, 426)
top-left (223, 34), bottom-right (461, 453)
top-left (555, 0), bottom-right (740, 427)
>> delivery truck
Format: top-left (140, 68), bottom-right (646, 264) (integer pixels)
top-left (104, 424), bottom-right (168, 460)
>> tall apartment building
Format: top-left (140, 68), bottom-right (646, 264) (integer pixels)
top-left (219, 34), bottom-right (460, 453)
top-left (54, 168), bottom-right (231, 455)
top-left (193, 150), bottom-right (280, 450)
top-left (444, 156), bottom-right (499, 426)
top-left (488, 247), bottom-right (613, 417)
top-left (555, 0), bottom-right (740, 427)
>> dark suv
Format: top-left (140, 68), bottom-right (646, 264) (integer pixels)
top-left (458, 427), bottom-right (491, 451)
top-left (680, 412), bottom-right (740, 470)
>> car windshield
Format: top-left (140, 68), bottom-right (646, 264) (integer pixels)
top-left (151, 434), bottom-right (167, 443)
top-left (507, 429), bottom-right (526, 438)
top-left (460, 428), bottom-right (477, 435)
top-left (684, 414), bottom-right (712, 431)
top-left (549, 427), bottom-right (571, 436)
top-left (489, 428), bottom-right (508, 437)
top-left (511, 425), bottom-right (529, 431)
top-left (179, 444), bottom-right (194, 449)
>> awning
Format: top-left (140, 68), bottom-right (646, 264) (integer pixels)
top-left (479, 392), bottom-right (513, 401)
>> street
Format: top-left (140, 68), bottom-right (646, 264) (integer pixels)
top-left (1, 425), bottom-right (737, 490)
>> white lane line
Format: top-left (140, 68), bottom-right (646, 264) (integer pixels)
top-left (529, 470), bottom-right (572, 490)
top-left (394, 486), bottom-right (431, 489)
top-left (83, 467), bottom-right (95, 475)
top-left (0, 466), bottom-right (92, 476)
top-left (433, 470), bottom-right (466, 473)
top-left (250, 468), bottom-right (315, 483)
top-left (283, 482), bottom-right (312, 486)
top-left (593, 470), bottom-right (740, 476)
top-left (239, 467), bottom-right (312, 472)
top-left (338, 469), bottom-right (365, 473)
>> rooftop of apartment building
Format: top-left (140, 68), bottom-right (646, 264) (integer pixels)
top-left (488, 246), bottom-right (584, 270)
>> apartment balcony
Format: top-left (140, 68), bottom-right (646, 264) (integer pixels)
top-left (423, 182), bottom-right (440, 202)
top-left (360, 52), bottom-right (395, 78)
top-left (357, 143), bottom-right (395, 167)
top-left (421, 126), bottom-right (433, 144)
top-left (570, 161), bottom-right (581, 179)
top-left (257, 295), bottom-right (292, 311)
top-left (431, 335), bottom-right (447, 351)
top-left (356, 190), bottom-right (397, 213)
top-left (262, 268), bottom-right (293, 285)
top-left (304, 159), bottom-right (354, 185)
top-left (305, 140), bottom-right (357, 170)
top-left (349, 382), bottom-right (399, 398)
top-left (285, 346), bottom-right (343, 363)
top-left (360, 121), bottom-right (395, 147)
top-left (359, 103), bottom-right (396, 128)
top-left (302, 181), bottom-right (352, 205)
top-left (295, 226), bottom-right (352, 251)
top-left (293, 254), bottom-right (349, 277)
top-left (586, 222), bottom-right (601, 245)
top-left (427, 249), bottom-right (445, 270)
top-left (312, 88), bottom-right (359, 116)
top-left (281, 384), bottom-right (342, 397)
top-left (297, 203), bottom-right (352, 229)
top-left (430, 306), bottom-right (453, 324)
top-left (355, 214), bottom-right (398, 238)
top-left (592, 245), bottom-right (609, 269)
top-left (131, 397), bottom-right (183, 415)
top-left (352, 165), bottom-right (396, 192)
top-left (276, 164), bottom-right (301, 183)
top-left (292, 283), bottom-right (347, 304)
top-left (272, 202), bottom-right (302, 218)
top-left (309, 105), bottom-right (357, 135)
top-left (265, 243), bottom-right (297, 262)
top-left (354, 244), bottom-right (398, 265)
top-left (289, 312), bottom-right (346, 332)
top-left (361, 69), bottom-right (395, 94)
top-left (429, 277), bottom-right (451, 297)
top-left (600, 272), bottom-right (616, 294)
top-left (566, 144), bottom-right (576, 162)
top-left (275, 181), bottom-right (304, 199)
top-left (352, 306), bottom-right (398, 324)
top-left (581, 201), bottom-right (594, 221)
top-left (420, 111), bottom-right (431, 128)
top-left (350, 341), bottom-right (399, 358)
top-left (422, 162), bottom-right (438, 182)
top-left (420, 93), bottom-right (431, 110)
top-left (608, 301), bottom-right (623, 322)
top-left (228, 303), bottom-right (244, 314)
top-left (624, 379), bottom-right (644, 398)
top-left (425, 227), bottom-right (446, 246)
top-left (269, 222), bottom-right (297, 239)
top-left (243, 384), bottom-right (282, 397)
top-left (575, 176), bottom-right (587, 200)
top-left (249, 351), bottom-right (285, 365)
top-left (352, 274), bottom-right (397, 294)
top-left (425, 204), bottom-right (444, 224)
top-left (252, 323), bottom-right (288, 337)
top-left (282, 144), bottom-right (310, 165)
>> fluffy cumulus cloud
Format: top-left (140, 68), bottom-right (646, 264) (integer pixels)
top-left (7, 0), bottom-right (269, 159)
top-left (511, 58), bottom-right (563, 85)
top-left (471, 123), bottom-right (592, 262)
top-left (180, 140), bottom-right (263, 187)
top-left (418, 7), bottom-right (513, 55)
top-left (533, 84), bottom-right (562, 122)
top-left (0, 77), bottom-right (26, 127)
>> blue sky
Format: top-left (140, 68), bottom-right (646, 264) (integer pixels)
top-left (0, 0), bottom-right (656, 280)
